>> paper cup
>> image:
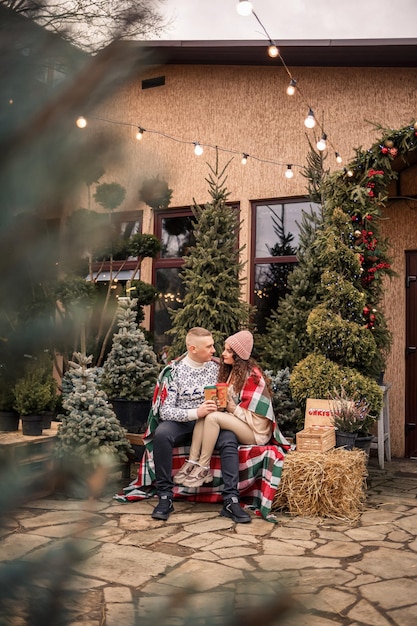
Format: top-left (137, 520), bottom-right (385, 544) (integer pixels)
top-left (204, 386), bottom-right (217, 401)
top-left (216, 383), bottom-right (228, 409)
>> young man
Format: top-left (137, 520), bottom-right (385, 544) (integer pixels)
top-left (150, 327), bottom-right (251, 523)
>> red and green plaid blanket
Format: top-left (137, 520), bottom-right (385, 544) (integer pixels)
top-left (115, 442), bottom-right (286, 521)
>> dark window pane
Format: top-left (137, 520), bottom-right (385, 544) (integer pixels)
top-left (253, 262), bottom-right (296, 332)
top-left (160, 215), bottom-right (196, 258)
top-left (154, 267), bottom-right (186, 352)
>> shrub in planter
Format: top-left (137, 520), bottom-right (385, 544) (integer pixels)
top-left (99, 298), bottom-right (159, 433)
top-left (290, 353), bottom-right (382, 427)
top-left (13, 354), bottom-right (58, 435)
top-left (54, 352), bottom-right (133, 496)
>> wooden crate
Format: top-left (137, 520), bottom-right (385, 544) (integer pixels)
top-left (296, 426), bottom-right (336, 452)
top-left (296, 398), bottom-right (336, 452)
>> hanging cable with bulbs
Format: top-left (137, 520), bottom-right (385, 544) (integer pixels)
top-left (75, 115), bottom-right (302, 179)
top-left (236, 0), bottom-right (344, 165)
top-left (75, 2), bottom-right (347, 180)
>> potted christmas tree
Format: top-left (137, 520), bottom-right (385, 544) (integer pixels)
top-left (54, 352), bottom-right (133, 497)
top-left (13, 354), bottom-right (57, 436)
top-left (99, 297), bottom-right (160, 434)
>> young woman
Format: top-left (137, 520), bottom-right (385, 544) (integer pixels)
top-left (173, 330), bottom-right (278, 488)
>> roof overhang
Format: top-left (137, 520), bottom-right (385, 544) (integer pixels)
top-left (128, 39), bottom-right (417, 68)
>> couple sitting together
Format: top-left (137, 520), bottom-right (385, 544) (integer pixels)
top-left (146, 326), bottom-right (288, 524)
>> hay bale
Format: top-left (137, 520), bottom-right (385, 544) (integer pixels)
top-left (272, 448), bottom-right (368, 521)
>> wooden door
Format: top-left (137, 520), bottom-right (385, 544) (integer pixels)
top-left (405, 251), bottom-right (417, 457)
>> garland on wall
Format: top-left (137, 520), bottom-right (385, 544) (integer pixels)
top-left (315, 119), bottom-right (417, 347)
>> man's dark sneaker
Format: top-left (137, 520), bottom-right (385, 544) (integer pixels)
top-left (151, 496), bottom-right (174, 521)
top-left (220, 497), bottom-right (251, 523)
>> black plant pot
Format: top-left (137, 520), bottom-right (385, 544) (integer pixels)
top-left (110, 399), bottom-right (151, 434)
top-left (42, 411), bottom-right (53, 429)
top-left (0, 410), bottom-right (19, 432)
top-left (21, 414), bottom-right (44, 436)
top-left (335, 431), bottom-right (357, 451)
top-left (354, 435), bottom-right (373, 457)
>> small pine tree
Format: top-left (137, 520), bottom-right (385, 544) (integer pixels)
top-left (54, 353), bottom-right (132, 469)
top-left (168, 154), bottom-right (252, 356)
top-left (100, 297), bottom-right (159, 401)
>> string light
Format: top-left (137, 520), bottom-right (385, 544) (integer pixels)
top-left (335, 151), bottom-right (343, 164)
top-left (76, 115), bottom-right (87, 128)
top-left (136, 127), bottom-right (144, 140)
top-left (304, 109), bottom-right (316, 129)
top-left (316, 133), bottom-right (327, 152)
top-left (285, 164), bottom-right (294, 179)
top-left (267, 42), bottom-right (279, 58)
top-left (286, 78), bottom-right (297, 96)
top-left (236, 0), bottom-right (253, 16)
top-left (239, 3), bottom-right (343, 161)
top-left (75, 115), bottom-right (303, 176)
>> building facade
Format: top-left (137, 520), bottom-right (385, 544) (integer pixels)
top-left (84, 40), bottom-right (417, 458)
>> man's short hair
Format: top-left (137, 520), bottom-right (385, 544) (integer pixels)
top-left (185, 327), bottom-right (212, 348)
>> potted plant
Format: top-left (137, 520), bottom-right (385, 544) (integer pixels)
top-left (329, 387), bottom-right (374, 451)
top-left (54, 352), bottom-right (133, 498)
top-left (0, 377), bottom-right (19, 432)
top-left (99, 297), bottom-right (160, 434)
top-left (13, 355), bottom-right (57, 436)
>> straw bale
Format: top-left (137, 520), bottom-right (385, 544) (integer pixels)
top-left (272, 448), bottom-right (368, 521)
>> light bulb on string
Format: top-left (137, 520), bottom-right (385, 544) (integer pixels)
top-left (286, 78), bottom-right (297, 96)
top-left (236, 0), bottom-right (253, 16)
top-left (304, 108), bottom-right (316, 129)
top-left (316, 133), bottom-right (327, 151)
top-left (267, 42), bottom-right (279, 58)
top-left (285, 164), bottom-right (294, 179)
top-left (194, 142), bottom-right (203, 156)
top-left (136, 127), bottom-right (144, 140)
top-left (76, 116), bottom-right (87, 128)
top-left (241, 153), bottom-right (249, 165)
top-left (335, 151), bottom-right (343, 164)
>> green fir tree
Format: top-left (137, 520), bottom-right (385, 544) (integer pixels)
top-left (258, 135), bottom-right (398, 417)
top-left (258, 207), bottom-right (324, 370)
top-left (168, 154), bottom-right (252, 356)
top-left (54, 352), bottom-right (132, 469)
top-left (100, 297), bottom-right (159, 401)
top-left (257, 147), bottom-right (327, 369)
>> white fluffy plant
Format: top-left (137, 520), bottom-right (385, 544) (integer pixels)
top-left (54, 352), bottom-right (132, 470)
top-left (100, 297), bottom-right (159, 401)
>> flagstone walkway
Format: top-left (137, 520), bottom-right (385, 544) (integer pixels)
top-left (2, 456), bottom-right (417, 625)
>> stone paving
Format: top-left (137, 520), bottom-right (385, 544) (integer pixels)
top-left (1, 455), bottom-right (417, 625)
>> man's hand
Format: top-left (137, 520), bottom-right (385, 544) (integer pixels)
top-left (197, 400), bottom-right (217, 418)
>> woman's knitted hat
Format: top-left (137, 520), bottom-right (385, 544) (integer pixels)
top-left (226, 330), bottom-right (253, 361)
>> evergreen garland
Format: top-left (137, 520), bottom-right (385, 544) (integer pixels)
top-left (168, 153), bottom-right (252, 356)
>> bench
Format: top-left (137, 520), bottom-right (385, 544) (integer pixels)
top-left (116, 441), bottom-right (287, 521)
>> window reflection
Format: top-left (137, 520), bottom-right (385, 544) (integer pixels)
top-left (253, 200), bottom-right (320, 333)
top-left (161, 216), bottom-right (196, 258)
top-left (154, 268), bottom-right (185, 352)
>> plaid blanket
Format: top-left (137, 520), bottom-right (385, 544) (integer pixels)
top-left (115, 442), bottom-right (286, 522)
top-left (115, 356), bottom-right (290, 521)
